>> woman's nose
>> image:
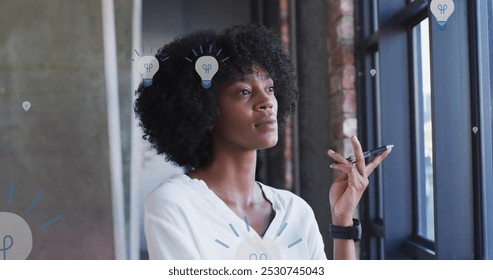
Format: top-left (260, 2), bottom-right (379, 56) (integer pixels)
top-left (255, 91), bottom-right (275, 111)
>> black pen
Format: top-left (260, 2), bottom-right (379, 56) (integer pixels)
top-left (346, 145), bottom-right (394, 163)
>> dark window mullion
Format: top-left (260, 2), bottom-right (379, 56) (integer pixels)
top-left (377, 0), bottom-right (414, 260)
top-left (356, 0), bottom-right (384, 260)
top-left (428, 0), bottom-right (475, 259)
top-left (471, 0), bottom-right (493, 260)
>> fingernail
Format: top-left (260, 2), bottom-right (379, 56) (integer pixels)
top-left (328, 149), bottom-right (335, 154)
top-left (353, 135), bottom-right (359, 141)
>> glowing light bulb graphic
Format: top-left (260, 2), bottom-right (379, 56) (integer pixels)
top-left (0, 212), bottom-right (33, 260)
top-left (195, 56), bottom-right (219, 89)
top-left (137, 55), bottom-right (159, 87)
top-left (430, 0), bottom-right (455, 30)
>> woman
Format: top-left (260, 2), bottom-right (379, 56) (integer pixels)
top-left (135, 24), bottom-right (391, 260)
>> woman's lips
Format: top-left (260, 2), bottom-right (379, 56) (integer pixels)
top-left (255, 115), bottom-right (277, 128)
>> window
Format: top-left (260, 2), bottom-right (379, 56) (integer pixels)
top-left (356, 0), bottom-right (493, 259)
top-left (412, 18), bottom-right (434, 241)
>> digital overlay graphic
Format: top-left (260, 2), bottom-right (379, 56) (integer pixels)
top-left (22, 101), bottom-right (31, 112)
top-left (430, 0), bottom-right (455, 30)
top-left (195, 56), bottom-right (219, 89)
top-left (185, 45), bottom-right (230, 89)
top-left (1, 181), bottom-right (62, 260)
top-left (214, 215), bottom-right (302, 260)
top-left (130, 46), bottom-right (166, 87)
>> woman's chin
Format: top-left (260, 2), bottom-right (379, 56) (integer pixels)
top-left (258, 137), bottom-right (278, 149)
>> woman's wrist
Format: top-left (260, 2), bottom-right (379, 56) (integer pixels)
top-left (331, 215), bottom-right (353, 227)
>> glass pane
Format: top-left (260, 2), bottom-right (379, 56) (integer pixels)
top-left (412, 18), bottom-right (435, 240)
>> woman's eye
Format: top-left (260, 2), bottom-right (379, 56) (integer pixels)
top-left (267, 86), bottom-right (275, 93)
top-left (240, 89), bottom-right (251, 95)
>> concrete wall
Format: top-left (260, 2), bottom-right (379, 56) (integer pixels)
top-left (295, 0), bottom-right (333, 258)
top-left (0, 0), bottom-right (115, 259)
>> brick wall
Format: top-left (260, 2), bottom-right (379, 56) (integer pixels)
top-left (327, 0), bottom-right (357, 158)
top-left (279, 0), bottom-right (357, 189)
top-left (279, 0), bottom-right (294, 191)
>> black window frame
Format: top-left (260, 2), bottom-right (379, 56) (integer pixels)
top-left (355, 0), bottom-right (493, 259)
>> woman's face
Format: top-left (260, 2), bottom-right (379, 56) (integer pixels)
top-left (212, 66), bottom-right (278, 152)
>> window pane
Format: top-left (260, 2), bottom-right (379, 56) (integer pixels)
top-left (412, 18), bottom-right (435, 241)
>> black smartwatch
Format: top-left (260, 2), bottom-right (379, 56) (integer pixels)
top-left (329, 218), bottom-right (362, 242)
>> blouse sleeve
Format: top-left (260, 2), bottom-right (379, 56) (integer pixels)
top-left (305, 204), bottom-right (328, 260)
top-left (309, 220), bottom-right (328, 260)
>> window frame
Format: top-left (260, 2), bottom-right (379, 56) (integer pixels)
top-left (356, 0), bottom-right (493, 259)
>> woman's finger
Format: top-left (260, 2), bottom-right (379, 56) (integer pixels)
top-left (365, 148), bottom-right (392, 175)
top-left (327, 149), bottom-right (352, 165)
top-left (328, 149), bottom-right (361, 181)
top-left (329, 162), bottom-right (355, 174)
top-left (351, 136), bottom-right (366, 177)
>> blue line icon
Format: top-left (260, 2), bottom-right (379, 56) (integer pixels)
top-left (26, 192), bottom-right (41, 213)
top-left (215, 239), bottom-right (229, 248)
top-left (0, 212), bottom-right (32, 260)
top-left (1, 235), bottom-right (13, 260)
top-left (229, 224), bottom-right (239, 237)
top-left (7, 181), bottom-right (14, 205)
top-left (287, 238), bottom-right (302, 248)
top-left (41, 215), bottom-right (63, 229)
top-left (1, 181), bottom-right (62, 259)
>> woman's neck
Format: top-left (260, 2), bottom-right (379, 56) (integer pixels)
top-left (187, 148), bottom-right (261, 208)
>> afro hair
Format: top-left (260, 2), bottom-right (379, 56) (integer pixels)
top-left (134, 24), bottom-right (298, 170)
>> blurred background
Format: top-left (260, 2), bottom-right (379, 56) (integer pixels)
top-left (1, 0), bottom-right (492, 260)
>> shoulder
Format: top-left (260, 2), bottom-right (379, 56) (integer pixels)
top-left (145, 173), bottom-right (205, 216)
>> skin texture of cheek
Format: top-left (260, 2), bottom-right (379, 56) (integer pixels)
top-left (213, 116), bottom-right (278, 151)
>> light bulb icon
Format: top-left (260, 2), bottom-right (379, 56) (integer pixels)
top-left (22, 101), bottom-right (31, 112)
top-left (195, 56), bottom-right (219, 89)
top-left (430, 0), bottom-right (455, 30)
top-left (0, 212), bottom-right (33, 260)
top-left (137, 55), bottom-right (159, 87)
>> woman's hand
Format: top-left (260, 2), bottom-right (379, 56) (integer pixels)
top-left (327, 136), bottom-right (392, 226)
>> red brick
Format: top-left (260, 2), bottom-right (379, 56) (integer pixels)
top-left (326, 0), bottom-right (358, 167)
top-left (342, 89), bottom-right (356, 114)
top-left (336, 16), bottom-right (354, 42)
top-left (329, 91), bottom-right (356, 119)
top-left (331, 43), bottom-right (355, 69)
top-left (342, 137), bottom-right (356, 158)
top-left (327, 0), bottom-right (341, 25)
top-left (327, 26), bottom-right (337, 51)
top-left (339, 0), bottom-right (354, 16)
top-left (329, 92), bottom-right (344, 118)
top-left (331, 119), bottom-right (344, 140)
top-left (342, 118), bottom-right (357, 138)
top-left (342, 65), bottom-right (355, 90)
top-left (280, 0), bottom-right (288, 11)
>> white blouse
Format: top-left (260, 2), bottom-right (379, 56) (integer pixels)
top-left (144, 174), bottom-right (326, 260)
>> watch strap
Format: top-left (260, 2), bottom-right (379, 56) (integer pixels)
top-left (329, 218), bottom-right (362, 242)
